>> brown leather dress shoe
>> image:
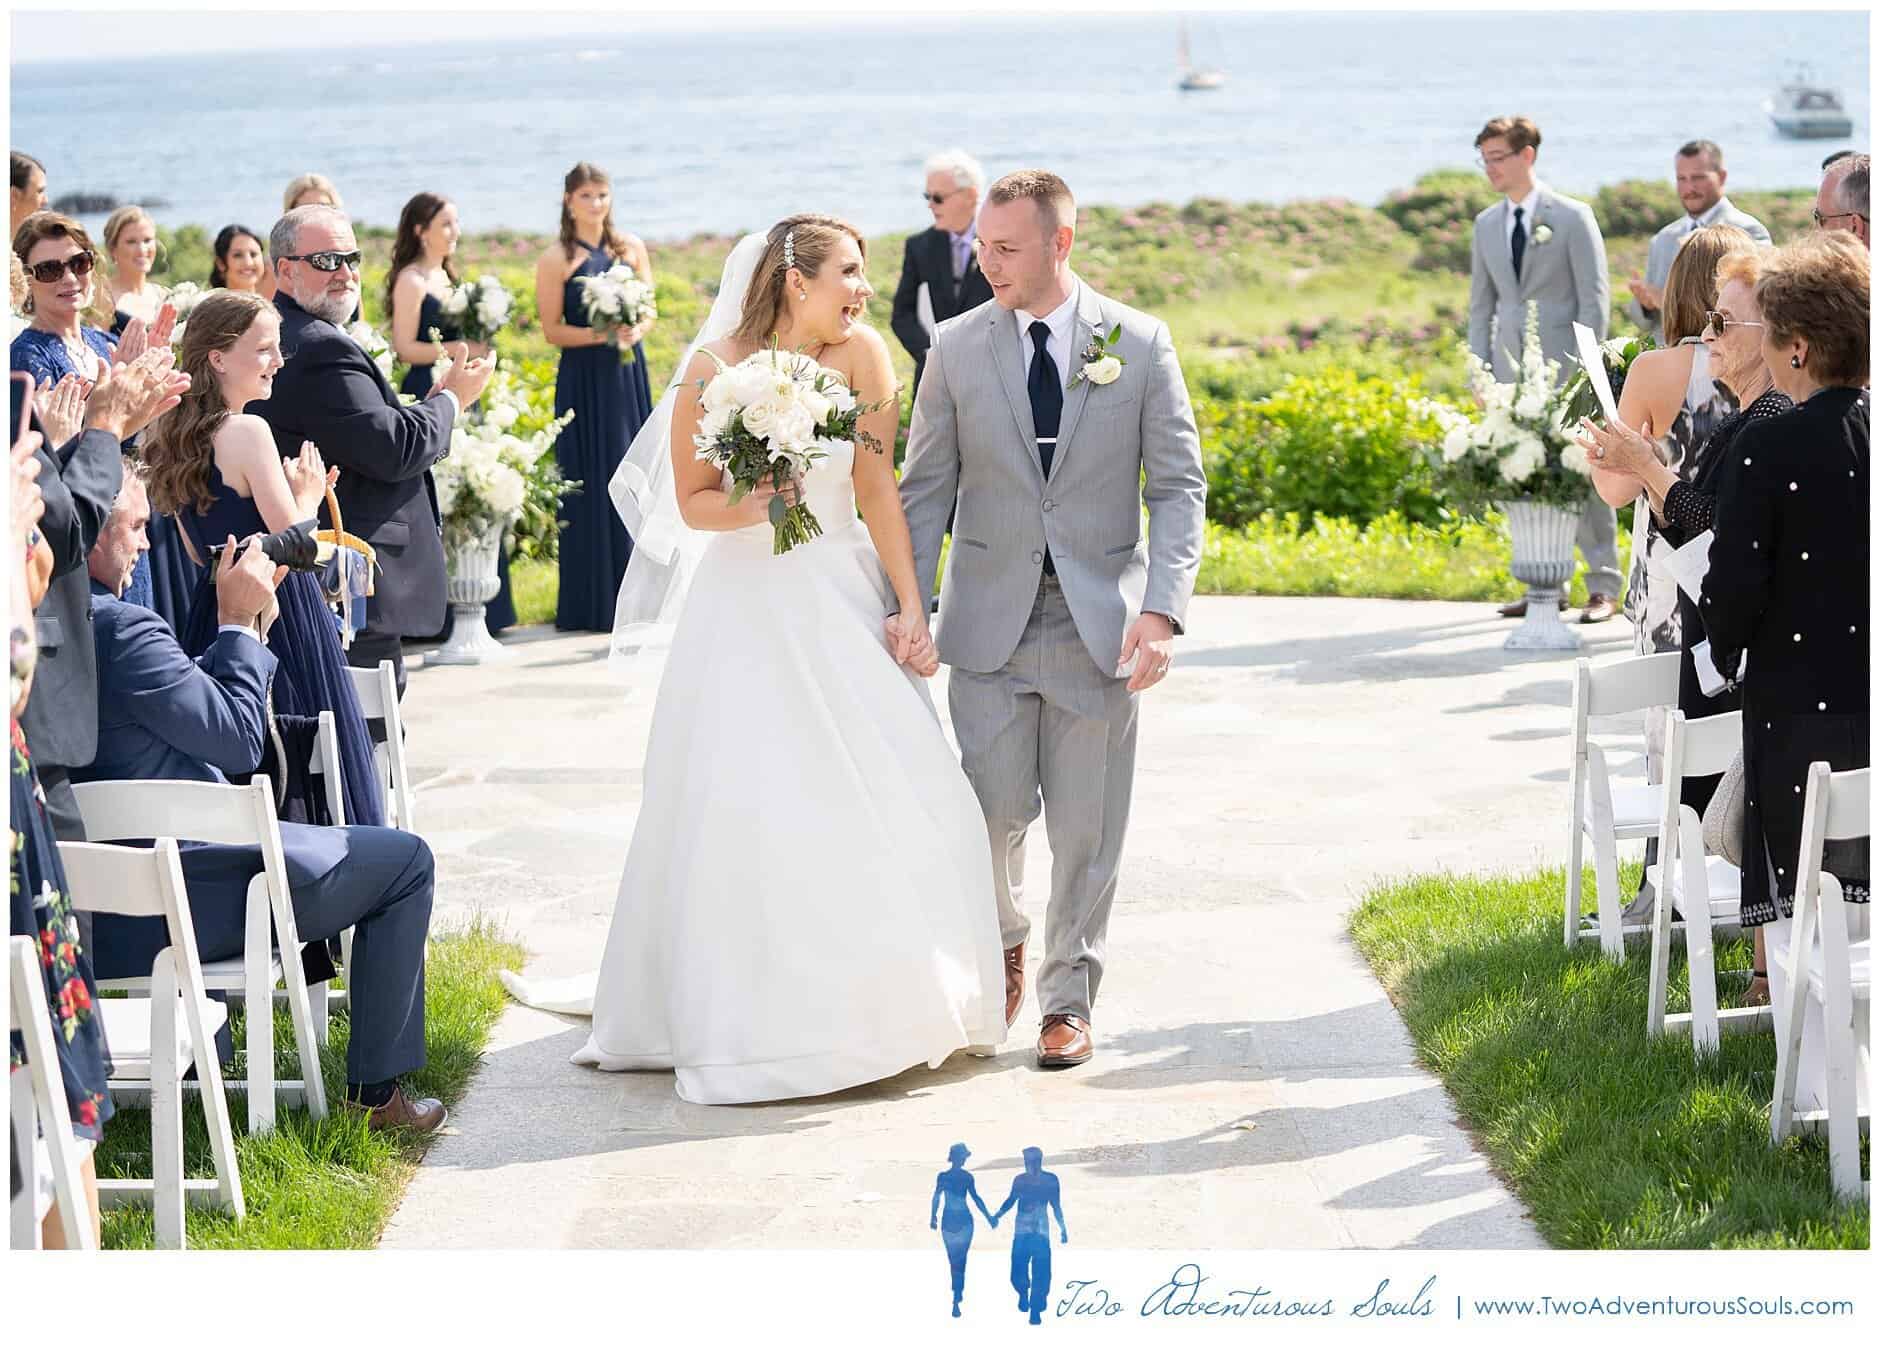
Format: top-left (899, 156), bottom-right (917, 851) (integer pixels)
top-left (1579, 593), bottom-right (1618, 623)
top-left (350, 1086), bottom-right (447, 1134)
top-left (1036, 1013), bottom-right (1093, 1067)
top-left (1499, 597), bottom-right (1571, 618)
top-left (1003, 943), bottom-right (1026, 1027)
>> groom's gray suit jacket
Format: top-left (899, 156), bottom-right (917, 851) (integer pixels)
top-left (900, 279), bottom-right (1208, 674)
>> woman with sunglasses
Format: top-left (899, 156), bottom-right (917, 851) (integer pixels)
top-left (534, 161), bottom-right (657, 631)
top-left (10, 213), bottom-right (114, 394)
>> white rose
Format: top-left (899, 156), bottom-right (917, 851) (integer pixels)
top-left (741, 399), bottom-right (780, 438)
top-left (488, 402), bottom-right (519, 430)
top-left (702, 368), bottom-right (741, 412)
top-left (799, 388), bottom-right (834, 426)
top-left (1531, 224), bottom-right (1553, 245)
top-left (1082, 354), bottom-right (1123, 385)
top-left (730, 364), bottom-right (776, 409)
top-left (485, 464), bottom-right (526, 516)
top-left (770, 403), bottom-right (817, 452)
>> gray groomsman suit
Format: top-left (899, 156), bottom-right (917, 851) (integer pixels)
top-left (1468, 182), bottom-right (1621, 598)
top-left (900, 277), bottom-right (1207, 1021)
top-left (1628, 196), bottom-right (1771, 343)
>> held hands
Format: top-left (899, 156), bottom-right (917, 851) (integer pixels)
top-left (886, 611), bottom-right (939, 677)
top-left (1119, 611), bottom-right (1176, 693)
top-left (34, 373), bottom-right (86, 449)
top-left (214, 535), bottom-right (289, 634)
top-left (283, 441), bottom-right (338, 517)
top-left (1572, 411), bottom-right (1660, 480)
top-left (84, 347), bottom-right (191, 443)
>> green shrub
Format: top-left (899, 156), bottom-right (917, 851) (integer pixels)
top-left (1379, 169), bottom-right (1500, 274)
top-left (1730, 188), bottom-right (1819, 244)
top-left (1592, 179), bottom-right (1681, 239)
top-left (1199, 367), bottom-right (1446, 530)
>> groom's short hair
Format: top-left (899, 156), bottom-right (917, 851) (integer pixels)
top-left (986, 170), bottom-right (1076, 232)
top-left (1474, 115), bottom-right (1541, 155)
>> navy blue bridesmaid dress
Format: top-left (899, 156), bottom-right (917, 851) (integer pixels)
top-left (176, 464), bottom-right (384, 829)
top-left (553, 240), bottom-right (652, 631)
top-left (398, 291), bottom-right (514, 636)
top-left (108, 308), bottom-right (204, 630)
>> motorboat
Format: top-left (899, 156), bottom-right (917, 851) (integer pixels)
top-left (1766, 69), bottom-right (1855, 139)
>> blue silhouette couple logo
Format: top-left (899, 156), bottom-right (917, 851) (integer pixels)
top-left (930, 1144), bottom-right (1068, 1323)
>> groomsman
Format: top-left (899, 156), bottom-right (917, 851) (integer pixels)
top-left (891, 148), bottom-right (995, 398)
top-left (1467, 115), bottom-right (1621, 624)
top-left (1628, 140), bottom-right (1770, 343)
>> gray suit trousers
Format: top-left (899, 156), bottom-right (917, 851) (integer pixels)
top-left (948, 578), bottom-right (1137, 1021)
top-left (1577, 492), bottom-right (1622, 598)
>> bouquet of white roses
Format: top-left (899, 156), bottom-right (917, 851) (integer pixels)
top-left (433, 359), bottom-right (576, 552)
top-left (164, 280), bottom-right (206, 350)
top-left (576, 263), bottom-right (657, 364)
top-left (1421, 302), bottom-right (1592, 511)
top-left (347, 319), bottom-right (396, 382)
top-left (692, 344), bottom-right (882, 554)
top-left (439, 274), bottom-right (512, 344)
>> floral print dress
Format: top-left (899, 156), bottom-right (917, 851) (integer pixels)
top-left (9, 718), bottom-right (114, 1141)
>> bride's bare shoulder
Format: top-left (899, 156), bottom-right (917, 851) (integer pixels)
top-left (818, 321), bottom-right (892, 374)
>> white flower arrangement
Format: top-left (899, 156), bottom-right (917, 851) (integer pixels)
top-left (576, 262), bottom-right (658, 365)
top-left (346, 320), bottom-right (396, 382)
top-left (438, 274), bottom-right (512, 344)
top-left (432, 358), bottom-right (575, 551)
top-left (164, 280), bottom-right (206, 350)
top-left (1421, 302), bottom-right (1590, 509)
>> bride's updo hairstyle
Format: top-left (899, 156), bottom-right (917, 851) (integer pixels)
top-left (733, 213), bottom-right (866, 344)
top-left (142, 289), bottom-right (277, 516)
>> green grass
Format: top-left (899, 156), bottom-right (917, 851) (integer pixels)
top-left (94, 917), bottom-right (523, 1249)
top-left (1350, 865), bottom-right (1870, 1249)
top-left (510, 556), bottom-right (557, 628)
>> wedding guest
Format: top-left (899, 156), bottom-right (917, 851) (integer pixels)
top-left (8, 253), bottom-right (27, 343)
top-left (76, 477), bottom-right (447, 1134)
top-left (8, 415), bottom-right (114, 1248)
top-left (1582, 227), bottom-right (1754, 923)
top-left (534, 161), bottom-right (655, 631)
top-left (1701, 234), bottom-right (1868, 1003)
top-left (1822, 150), bottom-right (1857, 170)
top-left (1815, 153), bottom-right (1869, 248)
top-left (11, 213), bottom-right (113, 390)
top-left (141, 288), bottom-right (382, 828)
top-left (892, 148), bottom-right (994, 397)
top-left (209, 223), bottom-right (266, 293)
top-left (386, 191), bottom-right (512, 635)
top-left (10, 151), bottom-right (46, 235)
top-left (1466, 115), bottom-right (1621, 624)
top-left (102, 205), bottom-right (165, 333)
top-left (282, 172), bottom-right (343, 214)
top-left (250, 204), bottom-right (493, 693)
top-left (1626, 141), bottom-right (1770, 343)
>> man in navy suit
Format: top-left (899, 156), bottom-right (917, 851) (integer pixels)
top-left (75, 465), bottom-right (447, 1133)
top-left (247, 204), bottom-right (493, 693)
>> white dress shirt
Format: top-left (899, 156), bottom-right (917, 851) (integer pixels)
top-left (1505, 184), bottom-right (1542, 250)
top-left (1014, 285), bottom-right (1079, 396)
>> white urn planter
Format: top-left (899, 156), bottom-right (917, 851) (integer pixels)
top-left (1498, 499), bottom-right (1582, 651)
top-left (426, 520), bottom-right (513, 666)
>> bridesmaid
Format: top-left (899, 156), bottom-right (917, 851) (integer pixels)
top-left (534, 161), bottom-right (655, 632)
top-left (209, 223), bottom-right (266, 294)
top-left (387, 191), bottom-right (513, 635)
top-left (282, 172), bottom-right (343, 214)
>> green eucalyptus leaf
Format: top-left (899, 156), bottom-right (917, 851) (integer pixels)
top-left (768, 495), bottom-right (788, 527)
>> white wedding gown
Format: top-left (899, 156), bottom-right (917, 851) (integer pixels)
top-left (507, 438), bottom-right (1007, 1104)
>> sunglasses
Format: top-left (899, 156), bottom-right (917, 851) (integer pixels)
top-left (278, 249), bottom-right (362, 272)
top-left (1813, 209), bottom-right (1866, 229)
top-left (923, 190), bottom-right (957, 205)
top-left (1703, 310), bottom-right (1765, 335)
top-left (27, 250), bottom-right (94, 283)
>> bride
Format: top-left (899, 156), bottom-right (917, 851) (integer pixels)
top-left (503, 216), bottom-right (1007, 1104)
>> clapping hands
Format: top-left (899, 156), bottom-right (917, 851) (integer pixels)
top-left (34, 373), bottom-right (86, 449)
top-left (1572, 410), bottom-right (1661, 480)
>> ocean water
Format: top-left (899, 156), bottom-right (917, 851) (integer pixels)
top-left (9, 10), bottom-right (1870, 241)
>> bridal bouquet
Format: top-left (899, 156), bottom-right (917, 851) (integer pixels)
top-left (1421, 303), bottom-right (1592, 511)
top-left (347, 319), bottom-right (396, 382)
top-left (576, 263), bottom-right (657, 364)
top-left (439, 274), bottom-right (512, 344)
top-left (433, 359), bottom-right (576, 552)
top-left (692, 344), bottom-right (881, 554)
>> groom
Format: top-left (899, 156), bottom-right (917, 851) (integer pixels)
top-left (900, 170), bottom-right (1207, 1068)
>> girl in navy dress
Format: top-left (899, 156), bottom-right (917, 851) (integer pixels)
top-left (534, 162), bottom-right (655, 631)
top-left (140, 289), bottom-right (383, 828)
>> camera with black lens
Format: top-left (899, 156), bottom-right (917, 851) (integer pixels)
top-left (206, 521), bottom-right (322, 575)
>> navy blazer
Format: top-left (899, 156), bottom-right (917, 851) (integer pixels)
top-left (246, 293), bottom-right (455, 637)
top-left (79, 581), bottom-right (278, 786)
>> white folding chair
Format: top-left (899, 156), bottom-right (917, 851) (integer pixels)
top-left (1565, 652), bottom-right (1680, 958)
top-left (57, 839), bottom-right (245, 1248)
top-left (9, 938), bottom-right (98, 1250)
top-left (1645, 710), bottom-right (1760, 1055)
top-left (1771, 762), bottom-right (1870, 1201)
top-left (74, 776), bottom-right (328, 1133)
top-left (346, 660), bottom-right (415, 832)
top-left (306, 710), bottom-right (353, 1035)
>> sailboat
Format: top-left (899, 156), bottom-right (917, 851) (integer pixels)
top-left (1177, 18), bottom-right (1225, 91)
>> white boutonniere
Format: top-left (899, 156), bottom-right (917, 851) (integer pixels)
top-left (1070, 322), bottom-right (1125, 388)
top-left (1530, 223), bottom-right (1554, 246)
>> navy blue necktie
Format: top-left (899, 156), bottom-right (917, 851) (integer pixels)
top-left (1027, 319), bottom-right (1061, 576)
top-left (1028, 320), bottom-right (1062, 476)
top-left (1510, 206), bottom-right (1527, 281)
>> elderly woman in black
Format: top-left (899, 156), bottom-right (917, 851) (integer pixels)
top-left (1700, 233), bottom-right (1868, 1004)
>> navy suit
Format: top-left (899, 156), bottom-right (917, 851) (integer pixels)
top-left (247, 292), bottom-right (457, 689)
top-left (76, 583), bottom-right (435, 1087)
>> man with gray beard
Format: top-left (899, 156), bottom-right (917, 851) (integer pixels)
top-left (249, 204), bottom-right (492, 692)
